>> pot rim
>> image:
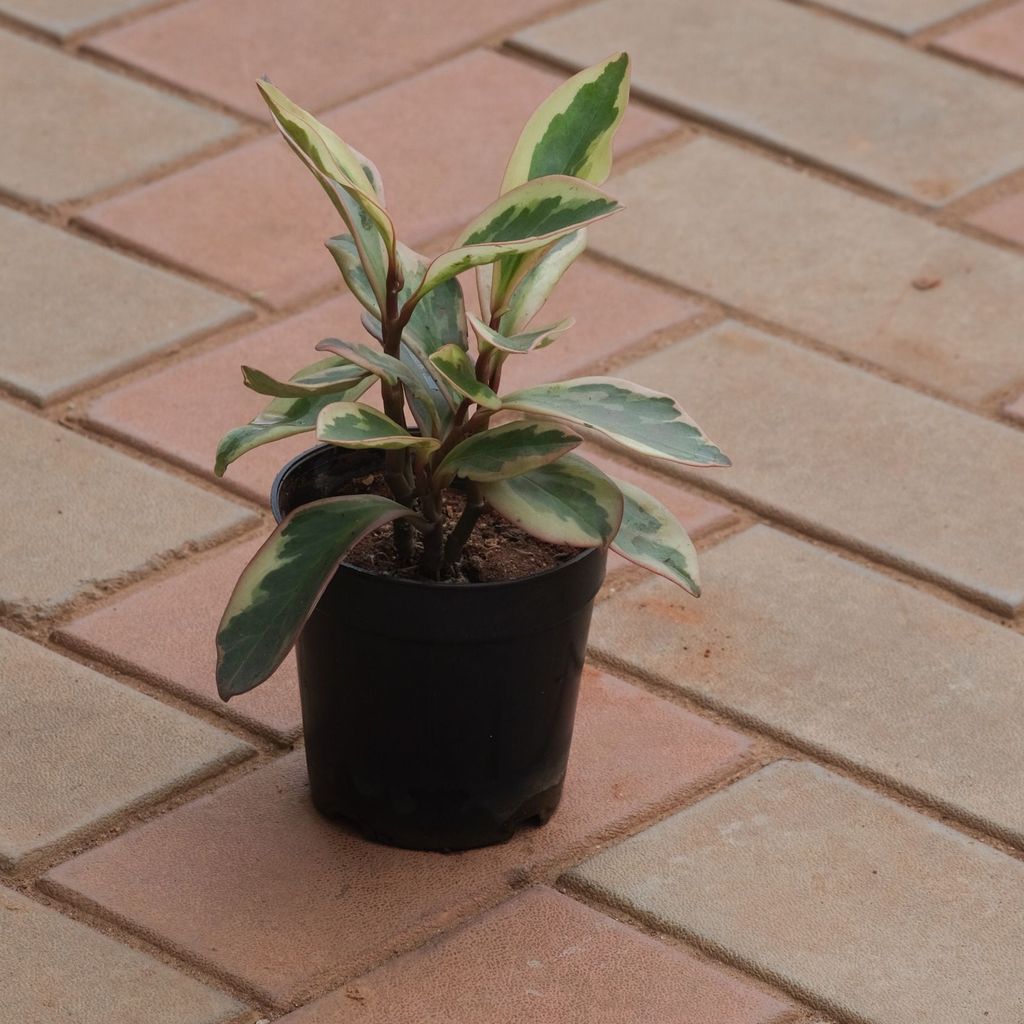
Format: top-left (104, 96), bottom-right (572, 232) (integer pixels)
top-left (270, 443), bottom-right (606, 593)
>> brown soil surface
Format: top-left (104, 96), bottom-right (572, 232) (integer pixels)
top-left (336, 470), bottom-right (578, 584)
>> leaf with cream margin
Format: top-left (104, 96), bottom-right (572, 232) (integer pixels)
top-left (503, 377), bottom-right (731, 467)
top-left (501, 53), bottom-right (630, 193)
top-left (468, 311), bottom-right (574, 354)
top-left (257, 79), bottom-right (393, 306)
top-left (216, 495), bottom-right (415, 697)
top-left (214, 377), bottom-right (372, 477)
top-left (317, 337), bottom-right (447, 436)
top-left (410, 176), bottom-right (621, 301)
top-left (610, 477), bottom-right (700, 596)
top-left (242, 356), bottom-right (367, 398)
top-left (428, 345), bottom-right (501, 410)
top-left (437, 420), bottom-right (582, 485)
top-left (316, 401), bottom-right (440, 452)
top-left (480, 453), bottom-right (623, 547)
top-left (494, 229), bottom-right (587, 334)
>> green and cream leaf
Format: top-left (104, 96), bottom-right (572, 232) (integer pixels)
top-left (437, 420), bottom-right (582, 484)
top-left (326, 235), bottom-right (379, 316)
top-left (468, 311), bottom-right (574, 354)
top-left (216, 495), bottom-right (415, 697)
top-left (428, 345), bottom-right (502, 410)
top-left (501, 52), bottom-right (630, 192)
top-left (503, 377), bottom-right (731, 467)
top-left (257, 80), bottom-right (393, 305)
top-left (611, 478), bottom-right (700, 595)
top-left (412, 176), bottom-right (621, 299)
top-left (480, 453), bottom-right (623, 547)
top-left (495, 229), bottom-right (586, 333)
top-left (316, 402), bottom-right (440, 452)
top-left (214, 379), bottom-right (372, 477)
top-left (241, 356), bottom-right (367, 398)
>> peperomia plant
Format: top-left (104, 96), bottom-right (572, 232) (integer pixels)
top-left (215, 53), bottom-right (729, 699)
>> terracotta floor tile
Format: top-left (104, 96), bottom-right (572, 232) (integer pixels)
top-left (490, 259), bottom-right (708, 393)
top-left (0, 402), bottom-right (255, 616)
top-left (92, 0), bottom-right (588, 120)
top-left (45, 669), bottom-right (749, 1006)
top-left (569, 762), bottom-right (1024, 1024)
top-left (0, 0), bottom-right (158, 38)
top-left (807, 0), bottom-right (984, 34)
top-left (0, 206), bottom-right (249, 406)
top-left (2, 888), bottom-right (244, 1024)
top-left (966, 189), bottom-right (1024, 247)
top-left (78, 51), bottom-right (677, 309)
top-left (1006, 392), bottom-right (1024, 423)
top-left (86, 296), bottom-right (358, 503)
top-left (516, 0), bottom-right (1024, 205)
top-left (0, 29), bottom-right (236, 205)
top-left (0, 629), bottom-right (250, 868)
top-left (282, 887), bottom-right (791, 1024)
top-left (936, 1), bottom-right (1024, 80)
top-left (619, 322), bottom-right (1024, 615)
top-left (57, 539), bottom-right (301, 743)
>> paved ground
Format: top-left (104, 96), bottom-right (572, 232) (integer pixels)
top-left (1, 0), bottom-right (1023, 1021)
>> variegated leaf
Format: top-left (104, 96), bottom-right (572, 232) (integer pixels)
top-left (257, 80), bottom-right (393, 306)
top-left (428, 345), bottom-right (501, 410)
top-left (317, 338), bottom-right (446, 436)
top-left (503, 377), bottom-right (731, 467)
top-left (396, 243), bottom-right (468, 353)
top-left (326, 235), bottom-right (379, 316)
top-left (611, 478), bottom-right (700, 596)
top-left (315, 338), bottom-right (410, 387)
top-left (242, 356), bottom-right (367, 398)
top-left (468, 311), bottom-right (574, 354)
top-left (437, 420), bottom-right (582, 484)
top-left (497, 229), bottom-right (587, 334)
top-left (317, 401), bottom-right (440, 452)
top-left (413, 176), bottom-right (621, 300)
top-left (480, 452), bottom-right (623, 547)
top-left (501, 53), bottom-right (630, 193)
top-left (214, 379), bottom-right (372, 477)
top-left (216, 495), bottom-right (414, 697)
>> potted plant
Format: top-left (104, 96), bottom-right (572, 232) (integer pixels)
top-left (214, 53), bottom-right (730, 851)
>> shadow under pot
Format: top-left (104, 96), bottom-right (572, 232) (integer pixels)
top-left (272, 444), bottom-right (608, 852)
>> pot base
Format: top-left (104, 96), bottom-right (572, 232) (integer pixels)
top-left (310, 779), bottom-right (564, 852)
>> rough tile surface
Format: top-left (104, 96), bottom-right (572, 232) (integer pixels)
top-left (79, 51), bottom-right (674, 308)
top-left (1006, 391), bottom-right (1024, 423)
top-left (0, 29), bottom-right (236, 204)
top-left (0, 207), bottom-right (249, 405)
top-left (967, 188), bottom-right (1024, 246)
top-left (515, 0), bottom-right (1024, 204)
top-left (282, 887), bottom-right (791, 1024)
top-left (58, 538), bottom-right (302, 741)
top-left (589, 138), bottom-right (1024, 403)
top-left (0, 629), bottom-right (249, 867)
top-left (87, 296), bottom-right (358, 502)
top-left (0, 0), bottom-right (156, 38)
top-left (568, 761), bottom-right (1024, 1024)
top-left (618, 323), bottom-right (1024, 613)
top-left (937, 1), bottom-right (1024, 79)
top-left (0, 402), bottom-right (255, 615)
top-left (593, 526), bottom-right (1024, 842)
top-left (0, 888), bottom-right (244, 1023)
top-left (90, 0), bottom-right (570, 119)
top-left (45, 670), bottom-right (750, 1005)
top-left (493, 259), bottom-right (708, 393)
top-left (809, 0), bottom-right (984, 33)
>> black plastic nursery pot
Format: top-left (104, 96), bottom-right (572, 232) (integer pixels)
top-left (272, 444), bottom-right (607, 852)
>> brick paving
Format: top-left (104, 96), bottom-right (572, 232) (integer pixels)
top-left (2, 1), bottom-right (1023, 1021)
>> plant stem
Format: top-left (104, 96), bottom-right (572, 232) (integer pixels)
top-left (443, 482), bottom-right (485, 570)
